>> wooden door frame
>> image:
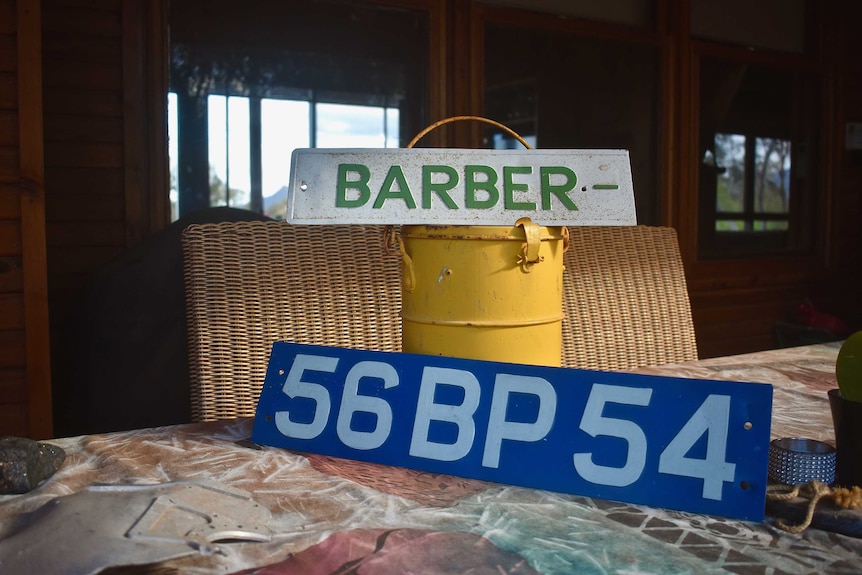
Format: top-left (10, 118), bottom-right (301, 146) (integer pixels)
top-left (123, 0), bottom-right (171, 241)
top-left (18, 0), bottom-right (52, 439)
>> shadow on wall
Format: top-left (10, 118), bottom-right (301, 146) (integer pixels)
top-left (54, 207), bottom-right (271, 437)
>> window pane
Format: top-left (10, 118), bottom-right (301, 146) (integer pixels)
top-left (386, 108), bottom-right (400, 149)
top-left (316, 103), bottom-right (390, 148)
top-left (766, 220), bottom-right (788, 231)
top-left (208, 95), bottom-right (250, 210)
top-left (714, 134), bottom-right (745, 213)
top-left (168, 92), bottom-right (179, 221)
top-left (261, 98), bottom-right (310, 219)
top-left (716, 220), bottom-right (745, 231)
top-left (754, 137), bottom-right (791, 214)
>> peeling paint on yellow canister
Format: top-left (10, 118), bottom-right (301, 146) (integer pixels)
top-left (399, 222), bottom-right (566, 367)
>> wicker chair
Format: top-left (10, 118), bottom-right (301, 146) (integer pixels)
top-left (561, 226), bottom-right (698, 371)
top-left (182, 222), bottom-right (697, 422)
top-left (182, 222), bottom-right (402, 422)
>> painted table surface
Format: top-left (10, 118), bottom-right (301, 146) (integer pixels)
top-left (2, 343), bottom-right (860, 574)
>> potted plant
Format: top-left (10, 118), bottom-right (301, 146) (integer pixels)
top-left (830, 331), bottom-right (862, 486)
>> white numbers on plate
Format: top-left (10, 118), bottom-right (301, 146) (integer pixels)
top-left (574, 384), bottom-right (736, 499)
top-left (273, 353), bottom-right (738, 500)
top-left (657, 394), bottom-right (736, 500)
top-left (573, 384), bottom-right (653, 487)
top-left (336, 361), bottom-right (399, 450)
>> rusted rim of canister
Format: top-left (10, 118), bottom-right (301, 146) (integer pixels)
top-left (399, 224), bottom-right (567, 241)
top-left (400, 314), bottom-right (565, 327)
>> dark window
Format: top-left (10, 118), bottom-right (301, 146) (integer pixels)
top-left (712, 133), bottom-right (791, 232)
top-left (697, 56), bottom-right (821, 258)
top-left (481, 19), bottom-right (661, 225)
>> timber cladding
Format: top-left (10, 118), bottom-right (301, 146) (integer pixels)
top-left (42, 0), bottom-right (128, 438)
top-left (1, 0), bottom-right (53, 440)
top-left (0, 0), bottom-right (28, 437)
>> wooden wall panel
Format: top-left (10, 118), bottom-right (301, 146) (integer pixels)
top-left (0, 293), bottom-right (24, 330)
top-left (17, 0), bottom-right (52, 438)
top-left (0, 0), bottom-right (13, 35)
top-left (46, 115), bottom-right (122, 143)
top-left (43, 31), bottom-right (120, 65)
top-left (0, 3), bottom-right (15, 185)
top-left (0, 147), bottom-right (18, 180)
top-left (43, 88), bottom-right (122, 117)
top-left (45, 141), bottom-right (123, 168)
top-left (0, 367), bottom-right (26, 399)
top-left (0, 11), bottom-right (24, 434)
top-left (0, 219), bottom-right (20, 255)
top-left (0, 110), bottom-right (16, 146)
top-left (0, 256), bottom-right (23, 292)
top-left (42, 1), bottom-right (122, 37)
top-left (0, 0), bottom-right (25, 438)
top-left (688, 267), bottom-right (834, 359)
top-left (0, 35), bottom-right (14, 70)
top-left (46, 193), bottom-right (124, 221)
top-left (0, 401), bottom-right (27, 437)
top-left (0, 73), bottom-right (16, 108)
top-left (41, 0), bottom-right (161, 438)
top-left (690, 283), bottom-right (813, 358)
top-left (43, 61), bottom-right (122, 92)
top-left (46, 166), bottom-right (124, 193)
top-left (41, 0), bottom-right (124, 294)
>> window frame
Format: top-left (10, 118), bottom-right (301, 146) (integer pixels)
top-left (711, 132), bottom-right (792, 235)
top-left (167, 0), bottom-right (444, 219)
top-left (691, 40), bottom-right (826, 261)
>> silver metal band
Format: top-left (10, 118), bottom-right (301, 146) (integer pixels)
top-left (768, 437), bottom-right (836, 486)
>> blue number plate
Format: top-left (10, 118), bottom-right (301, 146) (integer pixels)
top-left (252, 343), bottom-right (772, 520)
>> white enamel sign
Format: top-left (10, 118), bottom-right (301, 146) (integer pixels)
top-left (286, 148), bottom-right (636, 225)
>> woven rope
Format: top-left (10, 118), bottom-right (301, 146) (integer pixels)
top-left (766, 481), bottom-right (862, 533)
top-left (561, 226), bottom-right (698, 371)
top-left (182, 222), bottom-right (698, 422)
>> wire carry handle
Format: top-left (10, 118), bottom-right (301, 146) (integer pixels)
top-left (385, 115), bottom-right (566, 287)
top-left (405, 115), bottom-right (533, 150)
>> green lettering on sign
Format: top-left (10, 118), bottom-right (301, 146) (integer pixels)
top-left (422, 165), bottom-right (459, 209)
top-left (540, 166), bottom-right (579, 211)
top-left (373, 165), bottom-right (416, 209)
top-left (503, 166), bottom-right (536, 210)
top-left (465, 165), bottom-right (499, 209)
top-left (336, 163), bottom-right (371, 207)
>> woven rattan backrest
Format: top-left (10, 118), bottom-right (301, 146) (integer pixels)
top-left (561, 226), bottom-right (698, 371)
top-left (183, 222), bottom-right (695, 421)
top-left (182, 221), bottom-right (402, 422)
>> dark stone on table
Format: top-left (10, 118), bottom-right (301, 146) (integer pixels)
top-left (0, 437), bottom-right (66, 494)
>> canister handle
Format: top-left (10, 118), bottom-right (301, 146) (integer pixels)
top-left (515, 217), bottom-right (543, 272)
top-left (384, 226), bottom-right (416, 292)
top-left (386, 116), bottom-right (548, 280)
top-left (406, 115), bottom-right (533, 150)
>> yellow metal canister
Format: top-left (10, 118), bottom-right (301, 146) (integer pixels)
top-left (398, 221), bottom-right (566, 367)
